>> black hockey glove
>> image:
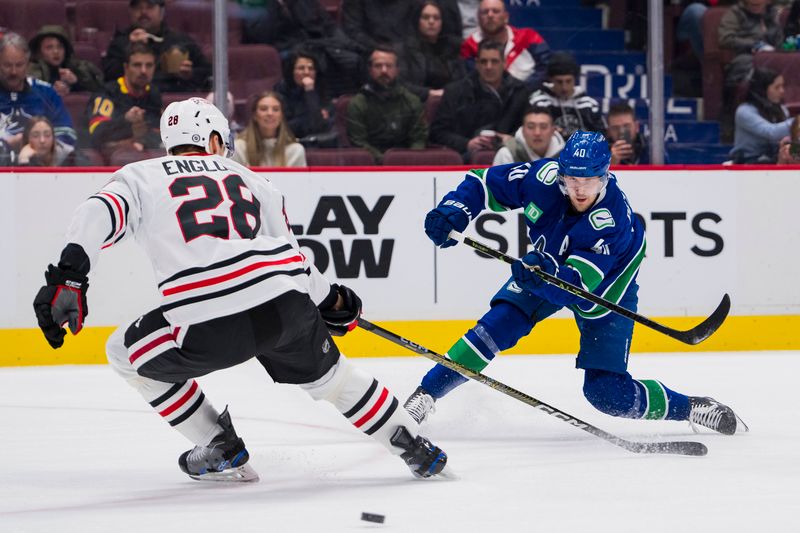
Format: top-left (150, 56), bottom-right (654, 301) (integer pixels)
top-left (319, 284), bottom-right (362, 336)
top-left (33, 263), bottom-right (90, 349)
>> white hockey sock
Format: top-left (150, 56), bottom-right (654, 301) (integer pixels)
top-left (301, 355), bottom-right (418, 455)
top-left (106, 326), bottom-right (221, 446)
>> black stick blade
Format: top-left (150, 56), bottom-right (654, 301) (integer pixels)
top-left (670, 293), bottom-right (731, 345)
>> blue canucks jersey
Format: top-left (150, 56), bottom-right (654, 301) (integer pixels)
top-left (442, 159), bottom-right (646, 318)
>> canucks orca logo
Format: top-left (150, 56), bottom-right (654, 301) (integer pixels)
top-left (589, 208), bottom-right (615, 230)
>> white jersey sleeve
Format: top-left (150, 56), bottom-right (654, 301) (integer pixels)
top-left (63, 153), bottom-right (333, 325)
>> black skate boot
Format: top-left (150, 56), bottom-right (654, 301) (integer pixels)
top-left (389, 426), bottom-right (447, 478)
top-left (178, 408), bottom-right (259, 482)
top-left (403, 386), bottom-right (436, 425)
top-left (688, 397), bottom-right (748, 435)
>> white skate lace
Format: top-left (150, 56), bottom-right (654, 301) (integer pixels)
top-left (404, 390), bottom-right (436, 425)
top-left (688, 399), bottom-right (724, 433)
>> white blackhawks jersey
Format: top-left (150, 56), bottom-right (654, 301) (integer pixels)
top-left (63, 153), bottom-right (332, 325)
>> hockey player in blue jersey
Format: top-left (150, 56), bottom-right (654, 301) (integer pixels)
top-left (404, 131), bottom-right (746, 435)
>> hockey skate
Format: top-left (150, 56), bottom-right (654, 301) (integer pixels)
top-left (688, 396), bottom-right (748, 435)
top-left (389, 426), bottom-right (448, 479)
top-left (178, 408), bottom-right (259, 482)
top-left (404, 386), bottom-right (436, 425)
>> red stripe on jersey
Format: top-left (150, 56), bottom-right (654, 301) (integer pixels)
top-left (129, 330), bottom-right (176, 363)
top-left (354, 387), bottom-right (389, 428)
top-left (162, 255), bottom-right (304, 296)
top-left (159, 380), bottom-right (199, 417)
top-left (98, 192), bottom-right (125, 237)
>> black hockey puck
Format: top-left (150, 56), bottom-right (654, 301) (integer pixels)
top-left (360, 512), bottom-right (385, 524)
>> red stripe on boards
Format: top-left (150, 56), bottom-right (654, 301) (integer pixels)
top-left (162, 255), bottom-right (304, 296)
top-left (354, 387), bottom-right (389, 428)
top-left (159, 381), bottom-right (199, 417)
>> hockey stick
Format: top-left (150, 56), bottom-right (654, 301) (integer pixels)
top-left (449, 231), bottom-right (730, 346)
top-left (357, 318), bottom-right (707, 456)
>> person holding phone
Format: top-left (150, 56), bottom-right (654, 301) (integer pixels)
top-left (731, 67), bottom-right (799, 164)
top-left (606, 102), bottom-right (650, 166)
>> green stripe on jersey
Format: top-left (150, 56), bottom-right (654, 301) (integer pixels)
top-left (565, 255), bottom-right (604, 291)
top-left (467, 168), bottom-right (507, 212)
top-left (573, 237), bottom-right (646, 320)
top-left (447, 337), bottom-right (490, 372)
top-left (640, 379), bottom-right (668, 420)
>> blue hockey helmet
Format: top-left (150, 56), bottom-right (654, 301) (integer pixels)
top-left (557, 130), bottom-right (611, 195)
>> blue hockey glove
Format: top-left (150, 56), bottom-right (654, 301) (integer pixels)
top-left (424, 201), bottom-right (470, 248)
top-left (511, 250), bottom-right (558, 292)
top-left (318, 284), bottom-right (362, 336)
top-left (33, 264), bottom-right (90, 349)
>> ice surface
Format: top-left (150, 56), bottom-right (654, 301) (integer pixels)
top-left (2, 352), bottom-right (797, 532)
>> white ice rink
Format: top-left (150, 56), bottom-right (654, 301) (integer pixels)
top-left (2, 351), bottom-right (798, 532)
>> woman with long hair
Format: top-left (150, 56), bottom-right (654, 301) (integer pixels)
top-left (731, 68), bottom-right (798, 164)
top-left (401, 0), bottom-right (466, 102)
top-left (233, 91), bottom-right (306, 167)
top-left (18, 116), bottom-right (79, 166)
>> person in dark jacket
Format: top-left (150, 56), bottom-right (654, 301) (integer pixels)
top-left (346, 45), bottom-right (428, 162)
top-left (401, 0), bottom-right (466, 102)
top-left (430, 40), bottom-right (528, 160)
top-left (102, 0), bottom-right (211, 93)
top-left (273, 49), bottom-right (336, 144)
top-left (28, 25), bottom-right (104, 97)
top-left (88, 42), bottom-right (162, 158)
top-left (342, 0), bottom-right (416, 51)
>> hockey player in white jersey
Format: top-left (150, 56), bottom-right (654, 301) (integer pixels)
top-left (33, 98), bottom-right (448, 482)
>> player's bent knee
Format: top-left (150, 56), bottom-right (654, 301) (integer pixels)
top-left (300, 354), bottom-right (351, 402)
top-left (106, 326), bottom-right (136, 380)
top-left (479, 302), bottom-right (534, 351)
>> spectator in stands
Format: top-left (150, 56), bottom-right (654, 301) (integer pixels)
top-left (102, 0), bottom-right (211, 93)
top-left (528, 51), bottom-right (604, 140)
top-left (17, 115), bottom-right (85, 166)
top-left (0, 32), bottom-right (76, 158)
top-left (274, 50), bottom-right (336, 146)
top-left (461, 0), bottom-right (551, 89)
top-left (492, 106), bottom-right (564, 165)
top-left (87, 42), bottom-right (161, 159)
top-left (606, 102), bottom-right (651, 165)
top-left (719, 0), bottom-right (783, 139)
top-left (233, 91), bottom-right (307, 167)
top-left (346, 45), bottom-right (428, 163)
top-left (28, 26), bottom-right (104, 98)
top-left (776, 136), bottom-right (799, 163)
top-left (402, 0), bottom-right (467, 103)
top-left (430, 40), bottom-right (528, 161)
top-left (342, 0), bottom-right (416, 52)
top-left (731, 67), bottom-right (798, 163)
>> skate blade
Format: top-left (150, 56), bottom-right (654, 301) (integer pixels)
top-left (188, 463), bottom-right (260, 483)
top-left (434, 464), bottom-right (459, 480)
top-left (734, 414), bottom-right (750, 433)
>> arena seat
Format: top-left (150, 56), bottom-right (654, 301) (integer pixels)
top-left (333, 94), bottom-right (353, 147)
top-left (166, 1), bottom-right (243, 47)
top-left (228, 44), bottom-right (282, 102)
top-left (305, 147), bottom-right (375, 166)
top-left (73, 1), bottom-right (130, 52)
top-left (0, 0), bottom-right (67, 40)
top-left (382, 147), bottom-right (463, 166)
top-left (753, 52), bottom-right (800, 106)
top-left (469, 149), bottom-right (497, 166)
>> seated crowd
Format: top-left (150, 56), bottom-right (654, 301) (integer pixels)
top-left (2, 0), bottom-right (800, 168)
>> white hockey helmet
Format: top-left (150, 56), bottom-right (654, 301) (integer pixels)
top-left (160, 97), bottom-right (234, 157)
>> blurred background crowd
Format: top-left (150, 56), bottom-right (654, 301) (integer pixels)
top-left (1, 0), bottom-right (800, 168)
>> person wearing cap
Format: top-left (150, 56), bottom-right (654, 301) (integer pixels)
top-left (28, 25), bottom-right (104, 97)
top-left (528, 51), bottom-right (604, 140)
top-left (102, 0), bottom-right (211, 93)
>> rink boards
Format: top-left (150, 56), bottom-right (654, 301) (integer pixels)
top-left (2, 165), bottom-right (798, 365)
